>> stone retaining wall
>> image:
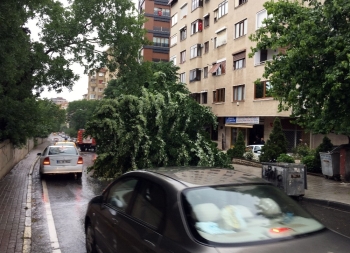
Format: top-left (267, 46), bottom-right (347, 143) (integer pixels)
top-left (232, 158), bottom-right (262, 168)
top-left (0, 138), bottom-right (46, 180)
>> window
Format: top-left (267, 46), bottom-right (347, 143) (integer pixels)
top-left (171, 13), bottom-right (178, 26)
top-left (204, 41), bottom-right (209, 53)
top-left (90, 94), bottom-right (96, 99)
top-left (190, 68), bottom-right (201, 82)
top-left (180, 50), bottom-right (186, 63)
top-left (99, 80), bottom-right (103, 84)
top-left (201, 92), bottom-right (208, 104)
top-left (90, 78), bottom-right (96, 83)
top-left (91, 87), bottom-right (95, 92)
top-left (170, 55), bottom-right (177, 65)
top-left (154, 8), bottom-right (170, 16)
top-left (153, 37), bottom-right (169, 47)
top-left (192, 0), bottom-right (203, 11)
top-left (190, 44), bottom-right (201, 59)
top-left (203, 66), bottom-right (208, 78)
top-left (180, 4), bottom-right (188, 19)
top-left (130, 180), bottom-right (165, 228)
top-left (218, 1), bottom-right (228, 19)
top-left (209, 61), bottom-right (226, 76)
top-left (99, 72), bottom-right (104, 76)
top-left (233, 50), bottom-right (246, 70)
top-left (191, 19), bottom-right (203, 35)
top-left (235, 19), bottom-right (247, 38)
top-left (255, 80), bottom-right (273, 99)
top-left (214, 28), bottom-right (227, 48)
top-left (254, 49), bottom-right (276, 65)
top-left (213, 88), bottom-right (225, 102)
top-left (190, 93), bottom-right (201, 103)
top-left (99, 88), bottom-right (103, 92)
top-left (105, 178), bottom-right (138, 211)
top-left (170, 34), bottom-right (177, 46)
top-left (256, 9), bottom-right (267, 29)
top-left (180, 26), bottom-right (187, 41)
top-left (180, 72), bottom-right (186, 83)
top-left (233, 85), bottom-right (245, 101)
top-left (235, 0), bottom-right (247, 7)
top-left (204, 14), bottom-right (210, 27)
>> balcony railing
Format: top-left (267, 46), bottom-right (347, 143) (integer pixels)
top-left (153, 26), bottom-right (170, 32)
top-left (153, 42), bottom-right (169, 47)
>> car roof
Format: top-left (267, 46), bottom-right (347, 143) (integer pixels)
top-left (54, 141), bottom-right (76, 145)
top-left (135, 167), bottom-right (268, 187)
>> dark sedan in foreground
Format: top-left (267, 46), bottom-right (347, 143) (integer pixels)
top-left (85, 167), bottom-right (350, 253)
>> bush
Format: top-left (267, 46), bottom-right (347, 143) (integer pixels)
top-left (260, 118), bottom-right (288, 162)
top-left (227, 130), bottom-right (246, 159)
top-left (243, 150), bottom-right (254, 160)
top-left (302, 155), bottom-right (317, 172)
top-left (276, 153), bottom-right (295, 163)
top-left (293, 143), bottom-right (313, 158)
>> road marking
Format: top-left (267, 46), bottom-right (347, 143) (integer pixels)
top-left (42, 180), bottom-right (62, 253)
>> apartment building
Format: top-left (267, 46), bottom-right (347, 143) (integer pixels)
top-left (87, 68), bottom-right (108, 100)
top-left (169, 0), bottom-right (346, 150)
top-left (50, 97), bottom-right (68, 109)
top-left (138, 0), bottom-right (170, 62)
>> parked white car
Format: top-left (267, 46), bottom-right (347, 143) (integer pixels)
top-left (247, 144), bottom-right (264, 156)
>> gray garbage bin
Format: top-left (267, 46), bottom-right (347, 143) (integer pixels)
top-left (319, 149), bottom-right (340, 179)
top-left (262, 162), bottom-right (307, 197)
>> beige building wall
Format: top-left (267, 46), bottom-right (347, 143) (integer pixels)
top-left (169, 0), bottom-right (348, 150)
top-left (87, 68), bottom-right (108, 100)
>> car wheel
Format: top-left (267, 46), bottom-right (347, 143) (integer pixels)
top-left (86, 223), bottom-right (97, 253)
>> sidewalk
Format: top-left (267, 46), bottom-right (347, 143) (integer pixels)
top-left (233, 163), bottom-right (350, 208)
top-left (0, 141), bottom-right (50, 253)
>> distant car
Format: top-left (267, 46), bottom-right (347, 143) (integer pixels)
top-left (84, 167), bottom-right (350, 253)
top-left (53, 137), bottom-right (59, 142)
top-left (247, 144), bottom-right (264, 155)
top-left (54, 141), bottom-right (76, 147)
top-left (37, 145), bottom-right (83, 177)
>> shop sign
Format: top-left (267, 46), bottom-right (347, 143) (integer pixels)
top-left (225, 117), bottom-right (259, 124)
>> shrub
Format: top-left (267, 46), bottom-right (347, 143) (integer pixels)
top-left (276, 153), bottom-right (295, 163)
top-left (227, 130), bottom-right (246, 159)
top-left (302, 155), bottom-right (317, 172)
top-left (293, 143), bottom-right (313, 158)
top-left (243, 150), bottom-right (254, 160)
top-left (313, 136), bottom-right (333, 173)
top-left (260, 118), bottom-right (288, 162)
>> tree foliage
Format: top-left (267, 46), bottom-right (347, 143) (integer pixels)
top-left (260, 118), bottom-right (288, 162)
top-left (0, 0), bottom-right (147, 146)
top-left (249, 0), bottom-right (350, 138)
top-left (66, 100), bottom-right (99, 136)
top-left (86, 63), bottom-right (231, 178)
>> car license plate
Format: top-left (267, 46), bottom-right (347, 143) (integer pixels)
top-left (57, 160), bottom-right (70, 164)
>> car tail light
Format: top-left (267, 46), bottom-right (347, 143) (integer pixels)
top-left (43, 157), bottom-right (50, 165)
top-left (77, 156), bottom-right (83, 164)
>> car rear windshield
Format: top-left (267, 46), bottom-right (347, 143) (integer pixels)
top-left (48, 146), bottom-right (78, 155)
top-left (181, 185), bottom-right (324, 245)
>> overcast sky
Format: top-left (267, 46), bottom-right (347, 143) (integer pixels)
top-left (28, 0), bottom-right (138, 102)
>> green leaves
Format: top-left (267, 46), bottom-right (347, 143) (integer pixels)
top-left (86, 62), bottom-right (231, 178)
top-left (250, 0), bottom-right (350, 136)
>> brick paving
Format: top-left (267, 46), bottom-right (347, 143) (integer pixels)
top-left (0, 148), bottom-right (349, 252)
top-left (0, 141), bottom-right (49, 253)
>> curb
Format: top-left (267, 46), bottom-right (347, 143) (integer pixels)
top-left (301, 197), bottom-right (350, 213)
top-left (23, 154), bottom-right (40, 253)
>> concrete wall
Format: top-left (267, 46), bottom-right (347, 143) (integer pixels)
top-left (0, 138), bottom-right (46, 180)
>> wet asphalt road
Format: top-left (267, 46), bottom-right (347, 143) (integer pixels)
top-left (31, 151), bottom-right (112, 253)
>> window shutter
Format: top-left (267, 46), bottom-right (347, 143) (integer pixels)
top-left (244, 19), bottom-right (247, 35)
top-left (233, 50), bottom-right (246, 61)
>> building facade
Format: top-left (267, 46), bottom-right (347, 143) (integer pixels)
top-left (50, 97), bottom-right (68, 109)
top-left (139, 0), bottom-right (171, 62)
top-left (87, 68), bottom-right (109, 100)
top-left (169, 0), bottom-right (347, 150)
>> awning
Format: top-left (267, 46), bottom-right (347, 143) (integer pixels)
top-left (209, 63), bottom-right (220, 73)
top-left (179, 25), bottom-right (186, 30)
top-left (203, 13), bottom-right (209, 18)
top-left (168, 0), bottom-right (178, 5)
top-left (225, 124), bottom-right (254, 128)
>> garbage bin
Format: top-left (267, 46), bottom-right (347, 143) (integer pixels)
top-left (262, 162), bottom-right (307, 197)
top-left (319, 148), bottom-right (340, 180)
